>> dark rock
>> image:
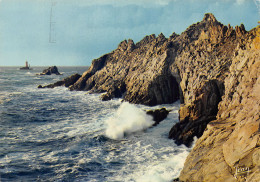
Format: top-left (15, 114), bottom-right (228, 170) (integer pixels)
top-left (38, 73), bottom-right (81, 89)
top-left (168, 80), bottom-right (224, 146)
top-left (38, 66), bottom-right (61, 75)
top-left (146, 107), bottom-right (170, 126)
top-left (172, 178), bottom-right (183, 182)
top-left (169, 115), bottom-right (216, 147)
top-left (63, 74), bottom-right (82, 87)
top-left (101, 80), bottom-right (127, 101)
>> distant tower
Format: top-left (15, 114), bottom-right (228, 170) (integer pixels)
top-left (49, 0), bottom-right (57, 43)
top-left (25, 61), bottom-right (28, 68)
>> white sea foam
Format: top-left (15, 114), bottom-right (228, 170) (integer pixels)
top-left (131, 137), bottom-right (198, 182)
top-left (135, 149), bottom-right (189, 182)
top-left (105, 102), bottom-right (154, 140)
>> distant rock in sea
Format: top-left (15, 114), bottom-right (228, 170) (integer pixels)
top-left (38, 66), bottom-right (61, 75)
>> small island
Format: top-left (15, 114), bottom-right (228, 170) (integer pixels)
top-left (37, 66), bottom-right (61, 75)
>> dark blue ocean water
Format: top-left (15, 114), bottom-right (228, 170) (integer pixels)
top-left (0, 67), bottom-right (191, 182)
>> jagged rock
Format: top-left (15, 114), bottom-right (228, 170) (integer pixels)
top-left (179, 25), bottom-right (260, 182)
top-left (135, 34), bottom-right (156, 47)
top-left (169, 79), bottom-right (224, 146)
top-left (38, 66), bottom-right (61, 75)
top-left (169, 32), bottom-right (179, 40)
top-left (70, 54), bottom-right (110, 91)
top-left (70, 32), bottom-right (180, 106)
top-left (168, 13), bottom-right (235, 146)
top-left (118, 39), bottom-right (136, 52)
top-left (146, 108), bottom-right (170, 126)
top-left (38, 73), bottom-right (81, 88)
top-left (235, 24), bottom-right (246, 37)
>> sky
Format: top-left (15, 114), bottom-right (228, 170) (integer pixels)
top-left (0, 0), bottom-right (259, 66)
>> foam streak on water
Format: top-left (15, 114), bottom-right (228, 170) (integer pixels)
top-left (0, 67), bottom-right (192, 182)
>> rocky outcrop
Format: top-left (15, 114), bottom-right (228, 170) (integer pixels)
top-left (38, 66), bottom-right (61, 75)
top-left (146, 108), bottom-right (170, 126)
top-left (168, 13), bottom-right (247, 146)
top-left (179, 25), bottom-right (260, 182)
top-left (70, 35), bottom-right (180, 106)
top-left (38, 73), bottom-right (81, 88)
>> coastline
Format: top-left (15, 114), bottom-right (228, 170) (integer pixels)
top-left (37, 13), bottom-right (259, 181)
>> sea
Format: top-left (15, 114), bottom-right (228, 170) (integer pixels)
top-left (0, 66), bottom-right (193, 182)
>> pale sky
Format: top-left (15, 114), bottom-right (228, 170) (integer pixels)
top-left (0, 0), bottom-right (259, 66)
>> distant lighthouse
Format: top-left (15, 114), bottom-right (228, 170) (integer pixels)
top-left (20, 60), bottom-right (32, 70)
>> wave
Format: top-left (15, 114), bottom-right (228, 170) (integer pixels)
top-left (105, 102), bottom-right (154, 140)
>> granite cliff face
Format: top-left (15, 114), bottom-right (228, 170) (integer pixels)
top-left (57, 13), bottom-right (258, 181)
top-left (179, 26), bottom-right (260, 182)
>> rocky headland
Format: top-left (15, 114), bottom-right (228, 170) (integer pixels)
top-left (41, 13), bottom-right (259, 181)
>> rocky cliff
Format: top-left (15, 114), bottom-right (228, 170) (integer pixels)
top-left (70, 33), bottom-right (180, 106)
top-left (61, 13), bottom-right (258, 181)
top-left (179, 25), bottom-right (260, 182)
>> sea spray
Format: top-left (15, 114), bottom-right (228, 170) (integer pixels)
top-left (105, 102), bottom-right (154, 139)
